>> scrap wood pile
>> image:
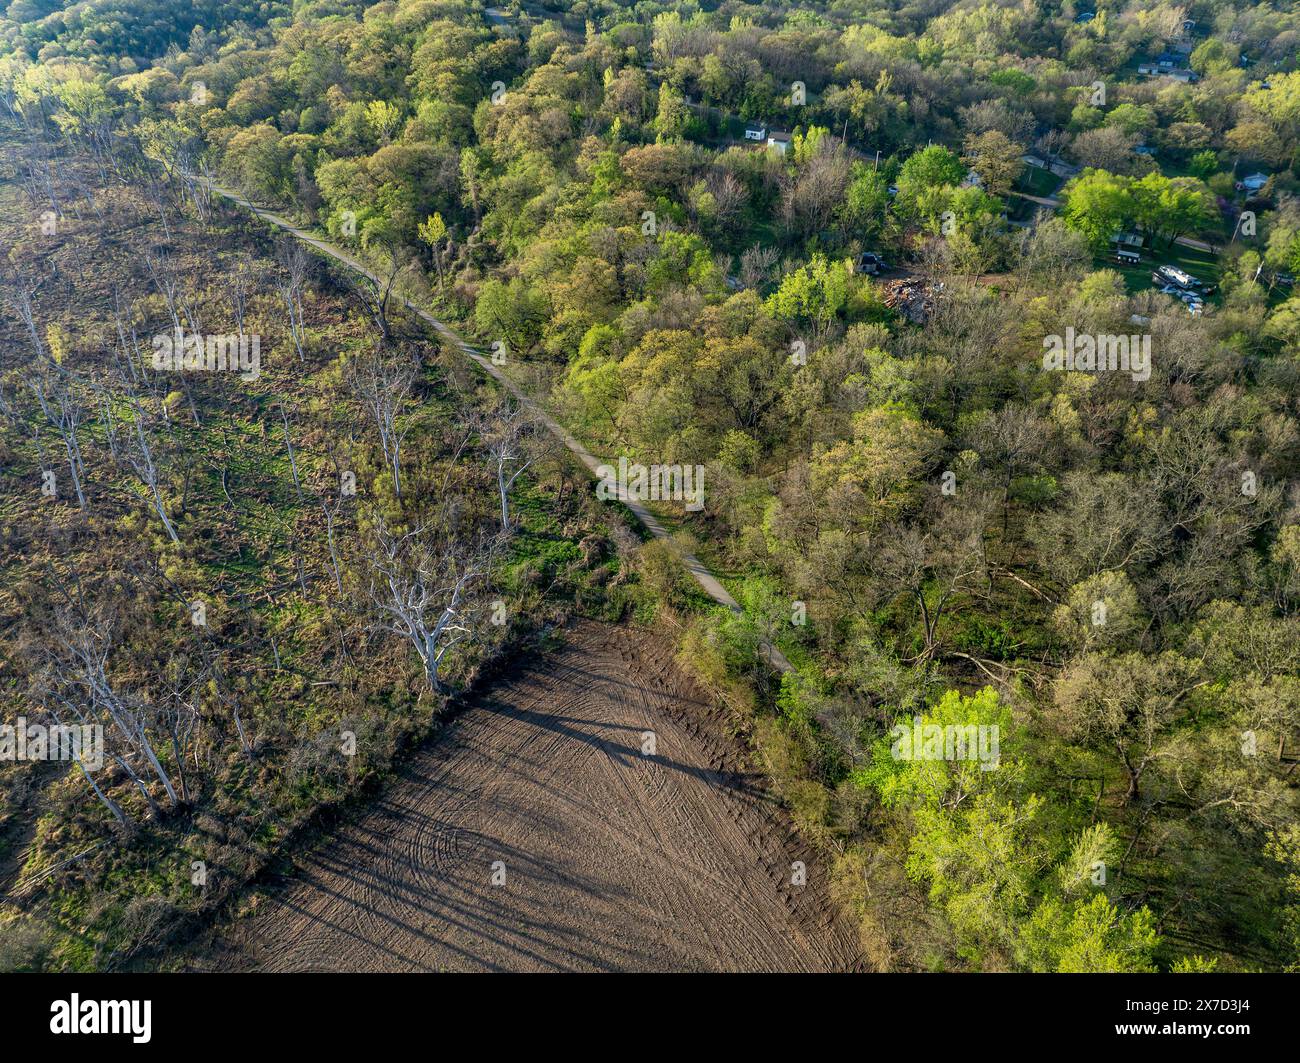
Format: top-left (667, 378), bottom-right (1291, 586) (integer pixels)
top-left (880, 278), bottom-right (939, 323)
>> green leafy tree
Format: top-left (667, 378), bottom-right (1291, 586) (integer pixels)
top-left (1128, 172), bottom-right (1215, 246)
top-left (765, 255), bottom-right (858, 339)
top-left (364, 99), bottom-right (402, 145)
top-left (418, 212), bottom-right (449, 287)
top-left (1060, 168), bottom-right (1133, 250)
top-left (1020, 894), bottom-right (1160, 972)
top-left (897, 144), bottom-right (964, 196)
top-left (961, 129), bottom-right (1024, 196)
top-left (840, 164), bottom-right (891, 239)
top-left (653, 82), bottom-right (689, 141)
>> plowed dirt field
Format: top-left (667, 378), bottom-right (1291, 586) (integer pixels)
top-left (210, 621), bottom-right (862, 972)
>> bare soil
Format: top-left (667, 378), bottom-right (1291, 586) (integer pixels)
top-left (206, 620), bottom-right (863, 972)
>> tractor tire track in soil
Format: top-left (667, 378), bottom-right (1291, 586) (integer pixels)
top-left (207, 620), bottom-right (862, 972)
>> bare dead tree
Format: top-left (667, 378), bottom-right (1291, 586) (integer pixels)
top-left (0, 79), bottom-right (18, 122)
top-left (91, 382), bottom-right (121, 461)
top-left (158, 656), bottom-right (203, 803)
top-left (479, 400), bottom-right (535, 533)
top-left (276, 237), bottom-right (310, 363)
top-left (143, 247), bottom-right (190, 338)
top-left (876, 494), bottom-right (995, 663)
top-left (29, 370), bottom-right (88, 509)
top-left (704, 169), bottom-right (748, 228)
top-left (82, 115), bottom-right (118, 184)
top-left (5, 268), bottom-right (49, 364)
top-left (141, 172), bottom-right (174, 241)
top-left (142, 247), bottom-right (203, 424)
top-left (176, 151), bottom-right (212, 227)
top-left (63, 165), bottom-right (105, 226)
top-left (41, 698), bottom-right (129, 827)
top-left (320, 494), bottom-right (346, 596)
top-left (42, 605), bottom-right (181, 812)
top-left (353, 348), bottom-right (415, 500)
top-left (228, 688), bottom-right (255, 757)
top-left (278, 403), bottom-right (302, 499)
top-left (225, 255), bottom-right (256, 336)
top-left (346, 242), bottom-right (407, 343)
top-left (738, 244), bottom-right (779, 290)
top-left (108, 287), bottom-right (144, 387)
top-left (18, 151), bottom-right (46, 212)
top-left (33, 153), bottom-right (64, 235)
top-left (366, 517), bottom-right (493, 694)
top-left (121, 396), bottom-right (181, 544)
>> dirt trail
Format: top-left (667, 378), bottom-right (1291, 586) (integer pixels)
top-left (208, 621), bottom-right (862, 972)
top-left (201, 179), bottom-right (792, 671)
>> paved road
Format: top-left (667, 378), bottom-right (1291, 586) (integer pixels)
top-left (1011, 190), bottom-right (1063, 209)
top-left (201, 181), bottom-right (793, 672)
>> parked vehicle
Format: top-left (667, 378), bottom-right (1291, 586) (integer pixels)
top-left (856, 252), bottom-right (889, 275)
top-left (1153, 264), bottom-right (1196, 290)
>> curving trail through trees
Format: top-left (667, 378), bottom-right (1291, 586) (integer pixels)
top-left (200, 179), bottom-right (793, 673)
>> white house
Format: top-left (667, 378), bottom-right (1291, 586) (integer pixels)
top-left (767, 131), bottom-right (792, 154)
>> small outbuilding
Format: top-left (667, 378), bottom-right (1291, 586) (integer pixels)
top-left (767, 131), bottom-right (792, 154)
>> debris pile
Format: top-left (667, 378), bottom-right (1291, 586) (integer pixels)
top-left (881, 278), bottom-right (938, 323)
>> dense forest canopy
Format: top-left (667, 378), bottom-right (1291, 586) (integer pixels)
top-left (2, 0), bottom-right (1299, 974)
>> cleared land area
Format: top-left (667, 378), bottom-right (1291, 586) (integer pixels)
top-left (207, 621), bottom-right (862, 972)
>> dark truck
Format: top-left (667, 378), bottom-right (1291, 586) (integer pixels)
top-left (856, 252), bottom-right (889, 275)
